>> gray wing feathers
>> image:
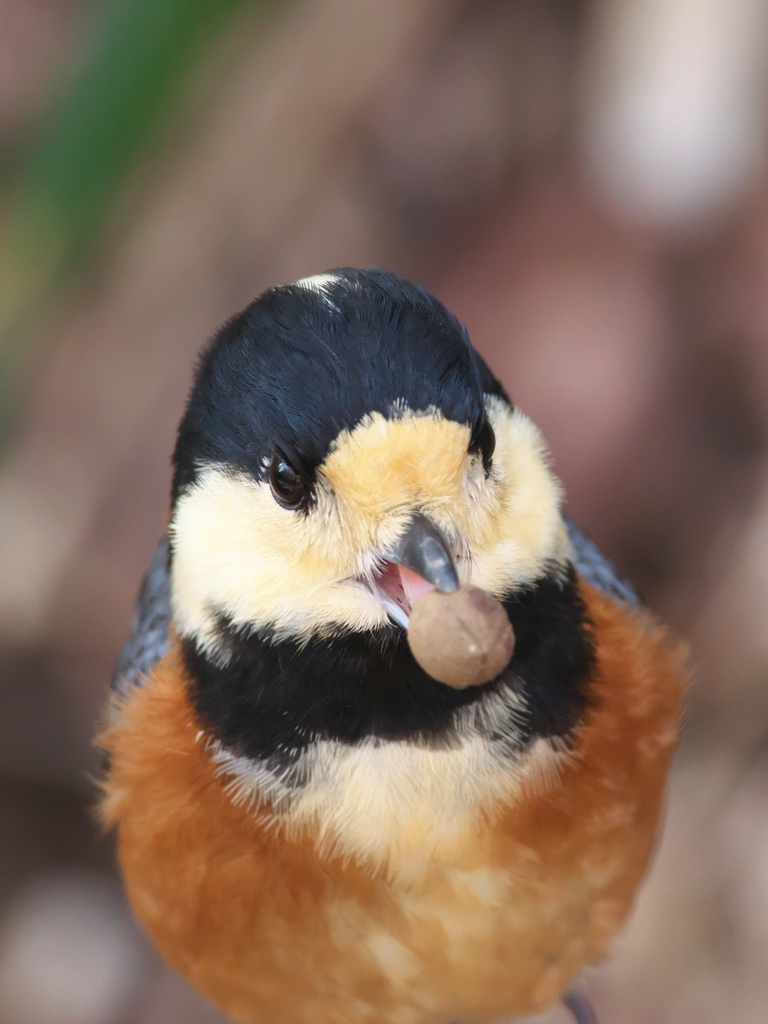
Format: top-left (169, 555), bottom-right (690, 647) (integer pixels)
top-left (111, 535), bottom-right (173, 695)
top-left (565, 515), bottom-right (640, 607)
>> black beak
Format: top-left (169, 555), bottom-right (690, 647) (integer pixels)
top-left (386, 514), bottom-right (459, 593)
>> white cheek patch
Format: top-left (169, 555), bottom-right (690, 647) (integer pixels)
top-left (466, 398), bottom-right (570, 595)
top-left (169, 468), bottom-right (390, 655)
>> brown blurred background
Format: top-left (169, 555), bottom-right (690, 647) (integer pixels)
top-left (1, 0), bottom-right (768, 1021)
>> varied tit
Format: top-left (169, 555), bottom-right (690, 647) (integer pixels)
top-left (99, 268), bottom-right (684, 1024)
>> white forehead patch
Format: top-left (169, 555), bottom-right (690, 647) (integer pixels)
top-left (295, 272), bottom-right (342, 301)
top-left (295, 272), bottom-right (341, 289)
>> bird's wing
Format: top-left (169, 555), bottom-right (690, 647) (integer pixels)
top-left (565, 516), bottom-right (640, 607)
top-left (111, 535), bottom-right (172, 694)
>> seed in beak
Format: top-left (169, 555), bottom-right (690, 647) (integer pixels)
top-left (406, 586), bottom-right (515, 689)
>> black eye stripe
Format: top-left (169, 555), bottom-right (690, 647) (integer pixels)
top-left (470, 419), bottom-right (495, 470)
top-left (269, 455), bottom-right (307, 509)
top-left (479, 420), bottom-right (495, 462)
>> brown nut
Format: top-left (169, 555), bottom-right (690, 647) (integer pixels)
top-left (407, 585), bottom-right (515, 689)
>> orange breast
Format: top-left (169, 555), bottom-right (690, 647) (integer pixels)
top-left (99, 584), bottom-right (684, 1024)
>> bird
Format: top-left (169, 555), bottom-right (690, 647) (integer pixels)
top-left (99, 268), bottom-right (685, 1024)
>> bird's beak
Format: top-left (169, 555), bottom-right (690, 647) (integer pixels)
top-left (386, 514), bottom-right (459, 593)
top-left (371, 514), bottom-right (459, 629)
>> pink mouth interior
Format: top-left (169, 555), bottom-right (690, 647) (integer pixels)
top-left (375, 561), bottom-right (436, 619)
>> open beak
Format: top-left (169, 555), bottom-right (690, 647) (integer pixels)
top-left (370, 514), bottom-right (459, 628)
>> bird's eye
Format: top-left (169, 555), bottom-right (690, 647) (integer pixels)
top-left (269, 455), bottom-right (307, 509)
top-left (471, 420), bottom-right (496, 468)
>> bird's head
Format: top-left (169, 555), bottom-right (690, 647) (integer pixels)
top-left (171, 269), bottom-right (568, 647)
top-left (167, 269), bottom-right (593, 866)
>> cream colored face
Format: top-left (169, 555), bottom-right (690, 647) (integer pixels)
top-left (170, 396), bottom-right (569, 656)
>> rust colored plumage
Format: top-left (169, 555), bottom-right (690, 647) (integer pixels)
top-left (100, 583), bottom-right (684, 1024)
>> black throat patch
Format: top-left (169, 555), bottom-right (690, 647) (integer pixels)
top-left (183, 564), bottom-right (595, 768)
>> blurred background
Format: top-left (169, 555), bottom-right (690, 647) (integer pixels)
top-left (1, 0), bottom-right (767, 1021)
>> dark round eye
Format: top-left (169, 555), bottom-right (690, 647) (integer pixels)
top-left (269, 455), bottom-right (307, 509)
top-left (472, 420), bottom-right (495, 467)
